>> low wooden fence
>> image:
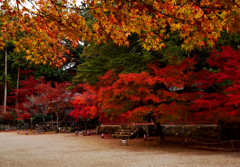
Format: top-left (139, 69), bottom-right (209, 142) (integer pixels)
top-left (101, 114), bottom-right (216, 125)
top-left (184, 137), bottom-right (240, 151)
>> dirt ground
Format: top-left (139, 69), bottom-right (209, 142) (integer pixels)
top-left (0, 131), bottom-right (240, 167)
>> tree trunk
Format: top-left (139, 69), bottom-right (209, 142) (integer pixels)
top-left (84, 119), bottom-right (87, 131)
top-left (217, 120), bottom-right (223, 141)
top-left (51, 112), bottom-right (53, 130)
top-left (4, 49), bottom-right (7, 113)
top-left (56, 112), bottom-right (59, 133)
top-left (42, 115), bottom-right (47, 131)
top-left (97, 119), bottom-right (102, 135)
top-left (159, 123), bottom-right (165, 141)
top-left (15, 64), bottom-right (20, 116)
top-left (151, 114), bottom-right (165, 141)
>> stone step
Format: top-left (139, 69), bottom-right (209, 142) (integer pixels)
top-left (117, 129), bottom-right (134, 132)
top-left (114, 132), bottom-right (133, 135)
top-left (120, 125), bottom-right (135, 129)
top-left (118, 128), bottom-right (135, 132)
top-left (112, 134), bottom-right (131, 139)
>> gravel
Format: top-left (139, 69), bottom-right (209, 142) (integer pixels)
top-left (0, 132), bottom-right (240, 167)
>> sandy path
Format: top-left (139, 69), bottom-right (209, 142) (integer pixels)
top-left (0, 132), bottom-right (240, 167)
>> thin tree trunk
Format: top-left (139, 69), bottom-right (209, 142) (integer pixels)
top-left (56, 112), bottom-right (59, 133)
top-left (97, 119), bottom-right (102, 135)
top-left (42, 115), bottom-right (47, 131)
top-left (4, 49), bottom-right (7, 113)
top-left (217, 120), bottom-right (223, 141)
top-left (151, 114), bottom-right (165, 141)
top-left (15, 64), bottom-right (20, 116)
top-left (51, 112), bottom-right (53, 130)
top-left (84, 119), bottom-right (87, 131)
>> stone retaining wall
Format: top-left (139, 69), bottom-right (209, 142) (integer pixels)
top-left (97, 125), bottom-right (120, 134)
top-left (97, 124), bottom-right (220, 139)
top-left (162, 124), bottom-right (219, 139)
top-left (0, 125), bottom-right (18, 130)
top-left (0, 124), bottom-right (32, 130)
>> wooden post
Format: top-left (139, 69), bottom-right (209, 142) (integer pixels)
top-left (4, 49), bottom-right (7, 113)
top-left (230, 139), bottom-right (235, 151)
top-left (184, 138), bottom-right (187, 147)
top-left (15, 64), bottom-right (20, 116)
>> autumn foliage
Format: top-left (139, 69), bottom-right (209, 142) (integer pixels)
top-left (99, 58), bottom-right (196, 123)
top-left (192, 46), bottom-right (240, 122)
top-left (70, 84), bottom-right (103, 122)
top-left (17, 112), bottom-right (31, 121)
top-left (71, 58), bottom-right (196, 124)
top-left (1, 0), bottom-right (240, 68)
top-left (71, 46), bottom-right (240, 124)
top-left (70, 70), bottom-right (118, 122)
top-left (8, 74), bottom-right (74, 127)
top-left (2, 0), bottom-right (240, 129)
top-left (8, 74), bottom-right (45, 120)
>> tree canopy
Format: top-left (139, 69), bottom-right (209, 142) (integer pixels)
top-left (1, 0), bottom-right (240, 64)
top-left (2, 0), bottom-right (240, 134)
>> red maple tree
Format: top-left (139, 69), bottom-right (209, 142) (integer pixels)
top-left (23, 82), bottom-right (54, 131)
top-left (192, 46), bottom-right (240, 123)
top-left (70, 83), bottom-right (103, 132)
top-left (71, 70), bottom-right (118, 133)
top-left (99, 58), bottom-right (196, 140)
top-left (48, 82), bottom-right (73, 132)
top-left (9, 74), bottom-right (44, 120)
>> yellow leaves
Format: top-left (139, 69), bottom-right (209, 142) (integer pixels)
top-left (32, 41), bottom-right (37, 46)
top-left (0, 42), bottom-right (5, 49)
top-left (1, 0), bottom-right (240, 55)
top-left (125, 32), bottom-right (131, 37)
top-left (175, 23), bottom-right (181, 30)
top-left (15, 47), bottom-right (20, 53)
top-left (180, 32), bottom-right (188, 39)
top-left (181, 43), bottom-right (194, 52)
top-left (207, 40), bottom-right (214, 48)
top-left (185, 9), bottom-right (191, 16)
top-left (135, 26), bottom-right (142, 34)
top-left (103, 8), bottom-right (108, 12)
top-left (194, 12), bottom-right (203, 20)
top-left (25, 56), bottom-right (31, 61)
top-left (141, 35), bottom-right (165, 51)
top-left (171, 23), bottom-right (182, 31)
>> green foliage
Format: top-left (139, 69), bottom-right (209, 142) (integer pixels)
top-left (0, 39), bottom-right (84, 100)
top-left (72, 33), bottom-right (189, 85)
top-left (44, 41), bottom-right (84, 83)
top-left (203, 67), bottom-right (220, 73)
top-left (17, 120), bottom-right (24, 128)
top-left (32, 115), bottom-right (51, 124)
top-left (192, 31), bottom-right (240, 72)
top-left (218, 79), bottom-right (232, 87)
top-left (216, 31), bottom-right (240, 51)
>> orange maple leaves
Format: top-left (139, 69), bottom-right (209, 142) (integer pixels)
top-left (99, 58), bottom-right (196, 122)
top-left (72, 58), bottom-right (196, 123)
top-left (1, 0), bottom-right (240, 62)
